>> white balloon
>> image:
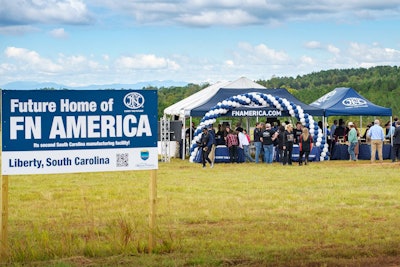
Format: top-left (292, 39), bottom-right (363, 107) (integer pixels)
top-left (300, 118), bottom-right (306, 123)
top-left (316, 141), bottom-right (321, 147)
top-left (321, 152), bottom-right (326, 157)
top-left (323, 147), bottom-right (328, 153)
top-left (317, 137), bottom-right (322, 142)
top-left (320, 156), bottom-right (325, 161)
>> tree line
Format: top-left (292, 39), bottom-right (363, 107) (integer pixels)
top-left (156, 65), bottom-right (399, 119)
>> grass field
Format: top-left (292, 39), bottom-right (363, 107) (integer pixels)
top-left (2, 159), bottom-right (400, 266)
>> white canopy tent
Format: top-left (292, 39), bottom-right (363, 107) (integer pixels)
top-left (163, 77), bottom-right (266, 159)
top-left (164, 77), bottom-right (266, 117)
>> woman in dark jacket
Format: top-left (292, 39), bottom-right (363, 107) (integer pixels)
top-left (299, 127), bottom-right (313, 166)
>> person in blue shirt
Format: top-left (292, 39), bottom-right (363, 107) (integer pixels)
top-left (207, 125), bottom-right (216, 165)
top-left (367, 119), bottom-right (385, 163)
top-left (385, 121), bottom-right (395, 139)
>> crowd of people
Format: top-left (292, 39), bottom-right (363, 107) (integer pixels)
top-left (184, 116), bottom-right (400, 167)
top-left (329, 117), bottom-right (400, 163)
top-left (195, 120), bottom-right (315, 167)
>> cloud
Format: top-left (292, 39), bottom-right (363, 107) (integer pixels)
top-left (0, 25), bottom-right (39, 35)
top-left (304, 41), bottom-right (322, 49)
top-left (115, 54), bottom-right (180, 70)
top-left (348, 42), bottom-right (400, 64)
top-left (0, 0), bottom-right (92, 28)
top-left (300, 55), bottom-right (315, 65)
top-left (84, 0), bottom-right (400, 27)
top-left (178, 9), bottom-right (259, 27)
top-left (305, 42), bottom-right (341, 55)
top-left (327, 45), bottom-right (341, 55)
top-left (5, 47), bottom-right (63, 73)
top-left (235, 42), bottom-right (290, 64)
top-left (49, 28), bottom-right (68, 39)
top-left (2, 0), bottom-right (399, 32)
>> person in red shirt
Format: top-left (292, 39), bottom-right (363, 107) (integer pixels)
top-left (225, 126), bottom-right (239, 163)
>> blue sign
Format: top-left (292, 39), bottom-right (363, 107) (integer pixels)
top-left (2, 90), bottom-right (158, 174)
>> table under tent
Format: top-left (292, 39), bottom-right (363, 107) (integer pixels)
top-left (310, 87), bottom-right (392, 160)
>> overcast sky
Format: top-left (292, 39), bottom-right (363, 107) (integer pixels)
top-left (1, 0), bottom-right (400, 87)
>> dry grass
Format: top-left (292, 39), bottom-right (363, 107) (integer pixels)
top-left (2, 159), bottom-right (400, 266)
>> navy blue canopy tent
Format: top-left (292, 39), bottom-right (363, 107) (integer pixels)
top-left (310, 87), bottom-right (392, 117)
top-left (190, 88), bottom-right (324, 117)
top-left (310, 87), bottom-right (392, 160)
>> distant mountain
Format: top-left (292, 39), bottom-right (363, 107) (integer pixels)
top-left (0, 80), bottom-right (188, 90)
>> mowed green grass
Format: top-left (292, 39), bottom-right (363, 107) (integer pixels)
top-left (3, 159), bottom-right (400, 266)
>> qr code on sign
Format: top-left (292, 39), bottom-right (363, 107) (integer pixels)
top-left (116, 153), bottom-right (129, 167)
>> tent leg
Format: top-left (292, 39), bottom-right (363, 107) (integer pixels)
top-left (182, 117), bottom-right (186, 160)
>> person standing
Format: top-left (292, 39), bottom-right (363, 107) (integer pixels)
top-left (283, 124), bottom-right (295, 165)
top-left (207, 125), bottom-right (216, 165)
top-left (392, 117), bottom-right (398, 127)
top-left (253, 122), bottom-right (263, 163)
top-left (215, 124), bottom-right (225, 145)
top-left (277, 125), bottom-right (286, 164)
top-left (392, 121), bottom-right (400, 162)
top-left (367, 119), bottom-right (385, 163)
top-left (293, 122), bottom-right (303, 144)
top-left (347, 122), bottom-right (358, 161)
top-left (199, 127), bottom-right (212, 168)
top-left (238, 128), bottom-right (254, 162)
top-left (225, 126), bottom-right (239, 163)
top-left (186, 122), bottom-right (195, 141)
top-left (262, 123), bottom-right (278, 164)
top-left (299, 127), bottom-right (313, 166)
top-left (329, 119), bottom-right (338, 152)
top-left (353, 123), bottom-right (361, 160)
top-left (385, 121), bottom-right (395, 139)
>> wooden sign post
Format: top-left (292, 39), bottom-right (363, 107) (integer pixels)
top-left (0, 175), bottom-right (9, 259)
top-left (148, 170), bottom-right (157, 253)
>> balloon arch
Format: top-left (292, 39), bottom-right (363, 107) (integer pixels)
top-left (189, 92), bottom-right (329, 162)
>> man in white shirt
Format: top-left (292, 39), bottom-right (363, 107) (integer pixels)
top-left (238, 128), bottom-right (254, 162)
